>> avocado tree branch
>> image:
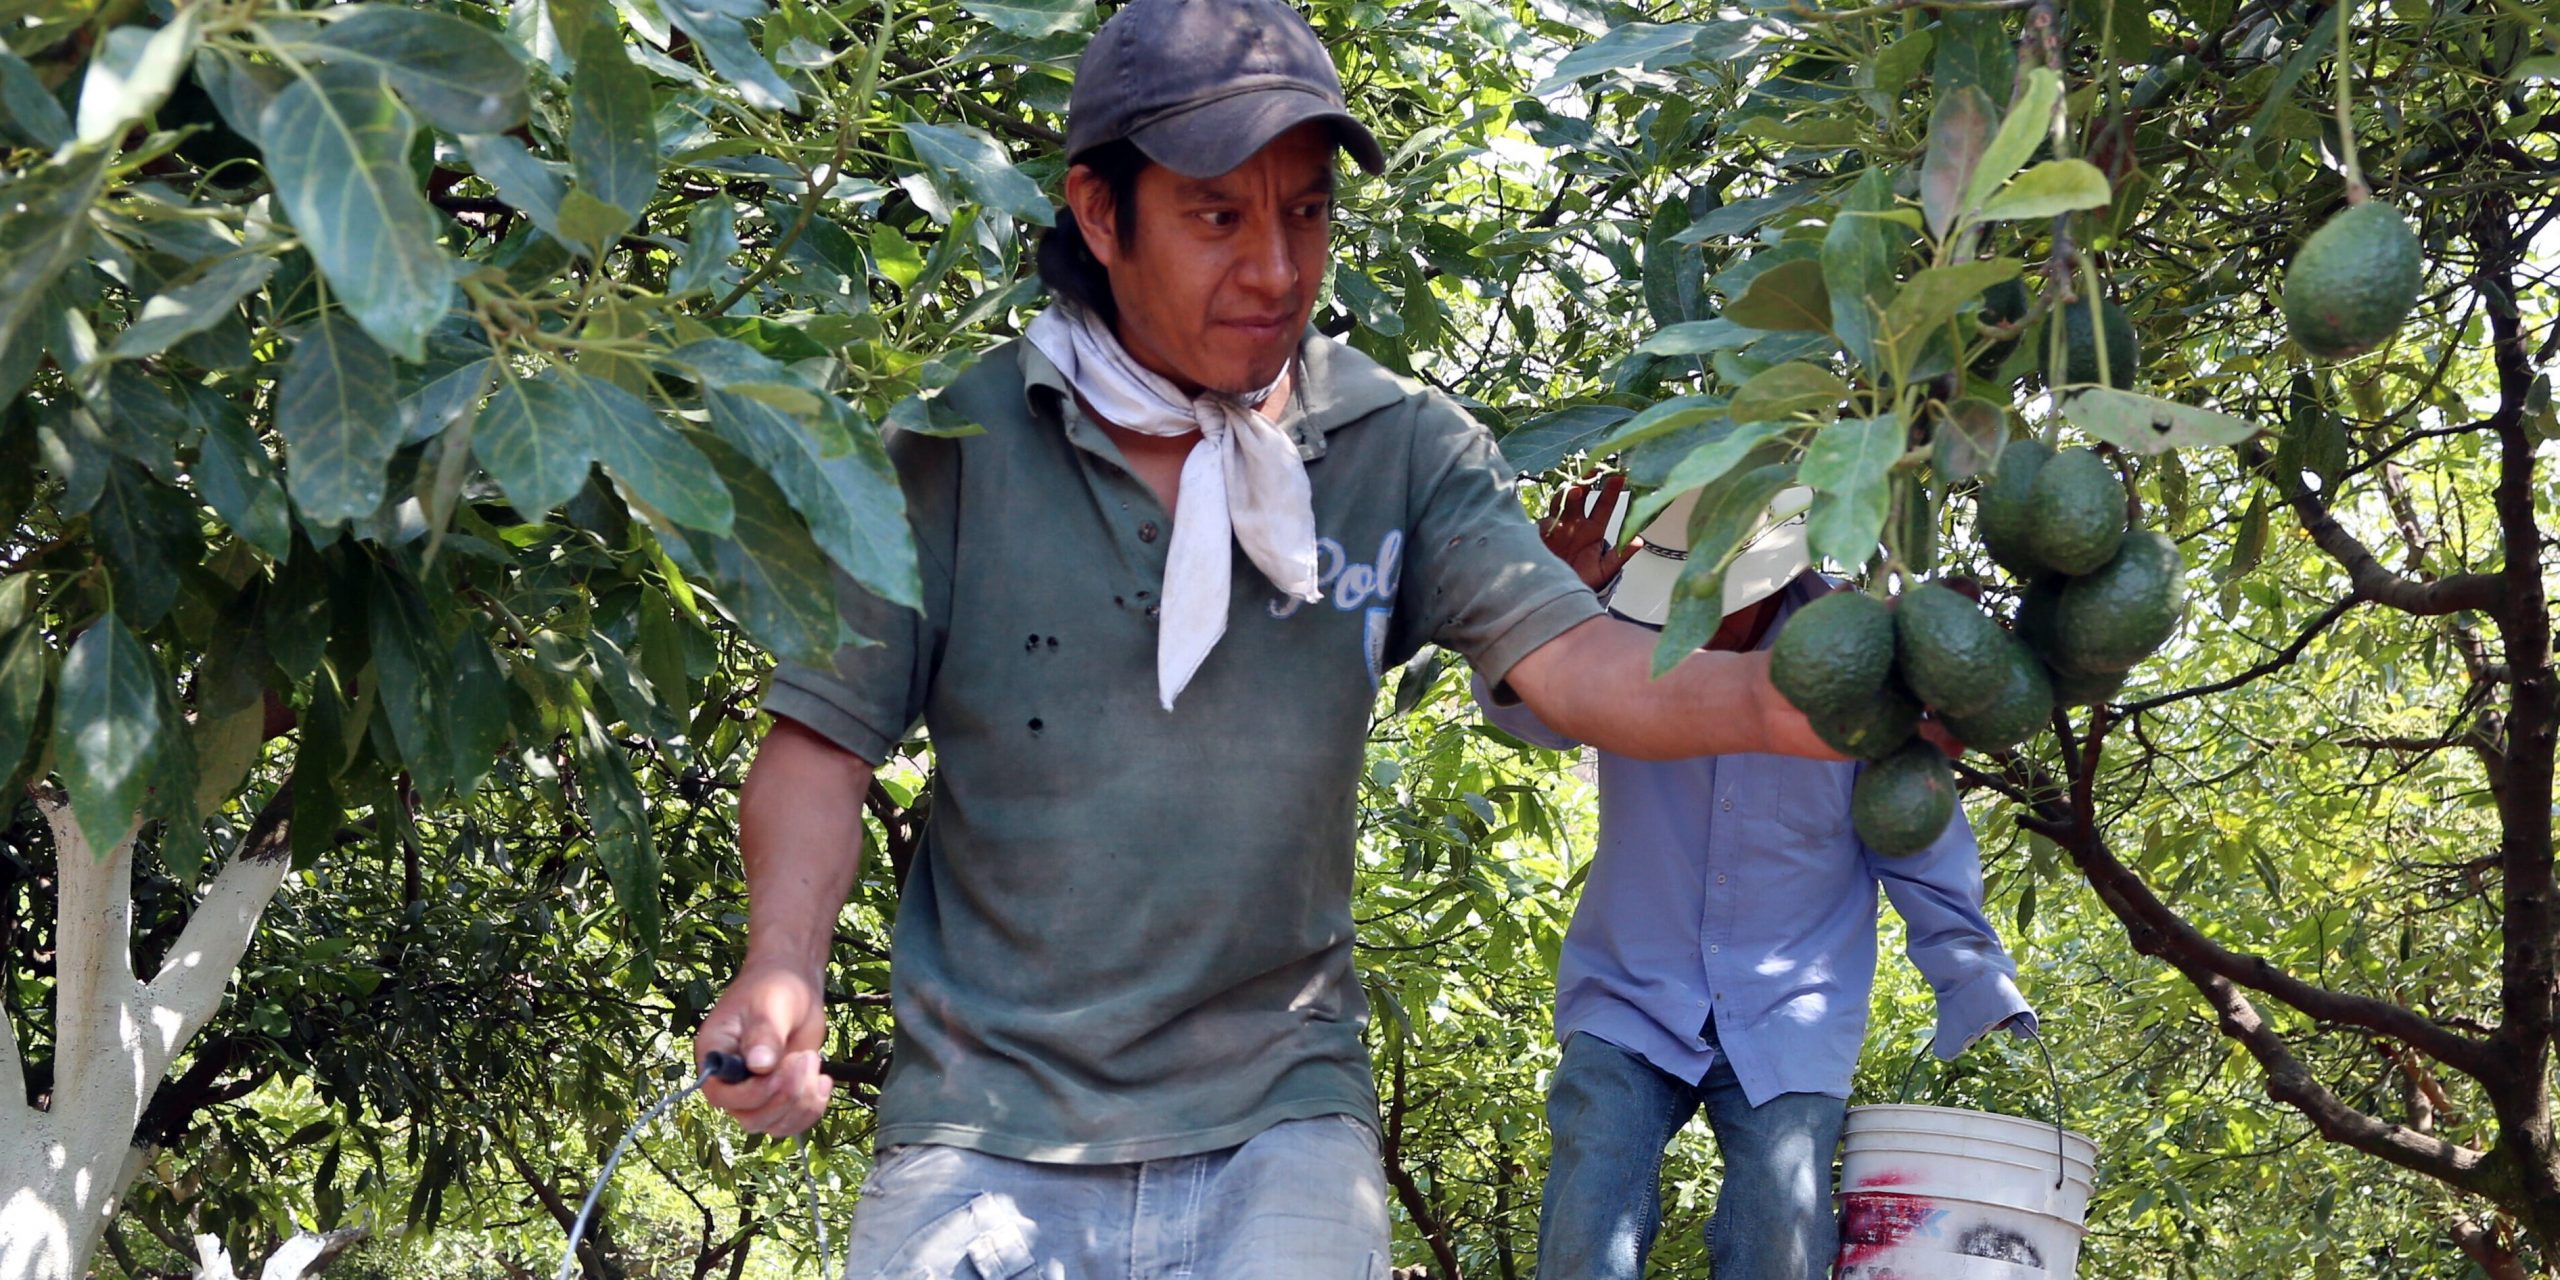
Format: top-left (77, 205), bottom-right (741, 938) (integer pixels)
top-left (1997, 750), bottom-right (2496, 1082)
top-left (2472, 199), bottom-right (2560, 1220)
top-left (2236, 441), bottom-right (2505, 617)
top-left (2006, 775), bottom-right (2503, 1195)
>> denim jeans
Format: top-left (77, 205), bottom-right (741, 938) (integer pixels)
top-left (840, 1115), bottom-right (1390, 1279)
top-left (1538, 1030), bottom-right (1848, 1280)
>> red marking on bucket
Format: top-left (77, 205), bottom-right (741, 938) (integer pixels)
top-left (1835, 1192), bottom-right (1947, 1267)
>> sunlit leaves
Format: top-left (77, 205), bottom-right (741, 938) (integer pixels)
top-left (75, 10), bottom-right (197, 145)
top-left (259, 76), bottom-right (458, 359)
top-left (50, 615), bottom-right (166, 856)
top-left (275, 315), bottom-right (401, 526)
top-left (664, 0), bottom-right (799, 112)
top-left (302, 6), bottom-right (530, 134)
top-left (108, 256), bottom-right (277, 363)
top-left (960, 0), bottom-right (1090, 36)
top-left (2065, 389), bottom-right (2262, 455)
top-left (568, 15), bottom-right (660, 229)
top-left (902, 122), bottom-right (1053, 226)
top-left (1797, 413), bottom-right (1903, 569)
top-left (1975, 160), bottom-right (2113, 224)
top-left (0, 146), bottom-right (111, 353)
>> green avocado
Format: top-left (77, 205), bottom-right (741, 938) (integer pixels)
top-left (2048, 663), bottom-right (2127, 708)
top-left (1972, 275), bottom-right (2032, 376)
top-left (1975, 438), bottom-right (2053, 579)
top-left (1893, 582), bottom-right (2015, 719)
top-left (2060, 295), bottom-right (2138, 389)
top-left (2282, 202), bottom-right (2423, 362)
top-left (1770, 590), bottom-right (1898, 723)
top-left (2052, 531), bottom-right (2188, 674)
top-left (1852, 741), bottom-right (1959, 857)
top-left (1938, 645), bottom-right (2054, 752)
top-left (2024, 447), bottom-right (2127, 576)
top-left (1808, 678), bottom-right (1923, 760)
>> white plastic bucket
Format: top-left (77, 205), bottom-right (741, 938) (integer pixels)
top-left (1833, 1103), bottom-right (2098, 1278)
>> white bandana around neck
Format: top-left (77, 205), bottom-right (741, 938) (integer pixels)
top-left (1025, 305), bottom-right (1323, 711)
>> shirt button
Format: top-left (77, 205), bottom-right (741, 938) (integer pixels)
top-left (1710, 944), bottom-right (1721, 954)
top-left (1716, 874), bottom-right (1728, 885)
top-left (1138, 521), bottom-right (1159, 543)
top-left (1720, 797), bottom-right (1732, 811)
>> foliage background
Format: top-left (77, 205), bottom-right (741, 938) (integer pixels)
top-left (1, 0), bottom-right (2555, 1275)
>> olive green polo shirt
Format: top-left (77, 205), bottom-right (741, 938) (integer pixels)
top-left (763, 331), bottom-right (1600, 1163)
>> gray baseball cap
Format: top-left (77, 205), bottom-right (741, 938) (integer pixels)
top-left (1066, 0), bottom-right (1387, 179)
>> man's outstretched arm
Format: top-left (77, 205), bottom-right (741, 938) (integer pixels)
top-left (693, 717), bottom-right (875, 1136)
top-left (1502, 616), bottom-right (1847, 762)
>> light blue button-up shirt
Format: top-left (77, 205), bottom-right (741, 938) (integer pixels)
top-left (1477, 574), bottom-right (2034, 1106)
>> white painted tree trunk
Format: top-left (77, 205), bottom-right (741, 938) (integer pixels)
top-left (1, 792), bottom-right (295, 1280)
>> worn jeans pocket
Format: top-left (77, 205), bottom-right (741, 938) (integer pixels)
top-left (860, 1191), bottom-right (1037, 1280)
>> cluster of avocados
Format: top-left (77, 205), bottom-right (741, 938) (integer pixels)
top-left (1770, 438), bottom-right (2186, 857)
top-left (1756, 186), bottom-right (2418, 859)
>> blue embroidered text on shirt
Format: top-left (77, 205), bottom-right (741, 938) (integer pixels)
top-left (1269, 530), bottom-right (1404, 619)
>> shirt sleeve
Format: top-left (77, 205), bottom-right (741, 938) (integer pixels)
top-left (758, 429), bottom-right (958, 767)
top-left (1395, 395), bottom-right (1604, 687)
top-left (1866, 799), bottom-right (2038, 1059)
top-left (1468, 673), bottom-right (1583, 751)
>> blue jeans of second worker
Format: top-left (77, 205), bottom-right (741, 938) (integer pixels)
top-left (1537, 1029), bottom-right (1848, 1280)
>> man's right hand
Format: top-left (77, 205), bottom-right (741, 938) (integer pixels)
top-left (696, 963), bottom-right (835, 1136)
top-left (1541, 471), bottom-right (1641, 592)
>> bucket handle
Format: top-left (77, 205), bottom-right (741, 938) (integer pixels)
top-left (1891, 1024), bottom-right (2068, 1191)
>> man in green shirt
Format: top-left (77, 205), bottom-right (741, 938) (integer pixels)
top-left (694, 0), bottom-right (1846, 1271)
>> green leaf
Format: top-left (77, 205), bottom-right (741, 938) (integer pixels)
top-left (108, 255), bottom-right (277, 363)
top-left (668, 200), bottom-right (739, 297)
top-left (565, 375), bottom-right (736, 534)
top-left (1797, 413), bottom-right (1903, 568)
top-left (51, 614), bottom-right (166, 855)
top-left (1496, 405), bottom-right (1631, 475)
top-left (1822, 168), bottom-right (1896, 374)
top-left (259, 75), bottom-right (458, 360)
top-left (1880, 259), bottom-right (2020, 367)
top-left (1624, 421), bottom-right (1792, 533)
top-left (1534, 22), bottom-right (1704, 95)
top-left (367, 569), bottom-right (450, 796)
top-left (0, 146), bottom-right (111, 356)
top-left (663, 0), bottom-right (798, 112)
top-left (902, 122), bottom-right (1054, 226)
top-left (473, 371), bottom-right (597, 518)
top-left (961, 0), bottom-right (1089, 34)
top-left (0, 47), bottom-right (71, 148)
top-left (0, 624), bottom-right (52, 784)
top-left (446, 631), bottom-right (511, 796)
top-left (1920, 87), bottom-right (1995, 240)
top-left (1587, 395), bottom-right (1727, 456)
top-left (637, 586), bottom-right (691, 723)
top-left (706, 389), bottom-right (916, 607)
top-left (75, 11), bottom-right (198, 146)
top-left (577, 708), bottom-right (661, 952)
top-left (1635, 317), bottom-right (1760, 356)
top-left (698, 437), bottom-right (849, 666)
top-left (1931, 9), bottom-right (2015, 100)
top-left (304, 6), bottom-right (530, 134)
top-left (2516, 55), bottom-right (2560, 83)
top-left (665, 338), bottom-right (827, 418)
top-left (459, 132), bottom-right (567, 238)
top-left (1729, 362), bottom-right (1849, 424)
top-left (1648, 463), bottom-right (1796, 676)
top-left (92, 461), bottom-right (200, 629)
top-left (1964, 67), bottom-right (2063, 214)
top-left (1930, 398), bottom-right (2008, 482)
top-left (569, 18), bottom-right (660, 224)
top-left (96, 362), bottom-right (193, 479)
top-left (1975, 160), bottom-right (2113, 223)
top-left (2064, 388), bottom-right (2262, 454)
top-left (1676, 185), bottom-right (1818, 244)
top-left (277, 315), bottom-right (401, 526)
top-left (1723, 258), bottom-right (1831, 333)
top-left (556, 187), bottom-right (636, 255)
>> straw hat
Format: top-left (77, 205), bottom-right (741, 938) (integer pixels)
top-left (1604, 485), bottom-right (1815, 627)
